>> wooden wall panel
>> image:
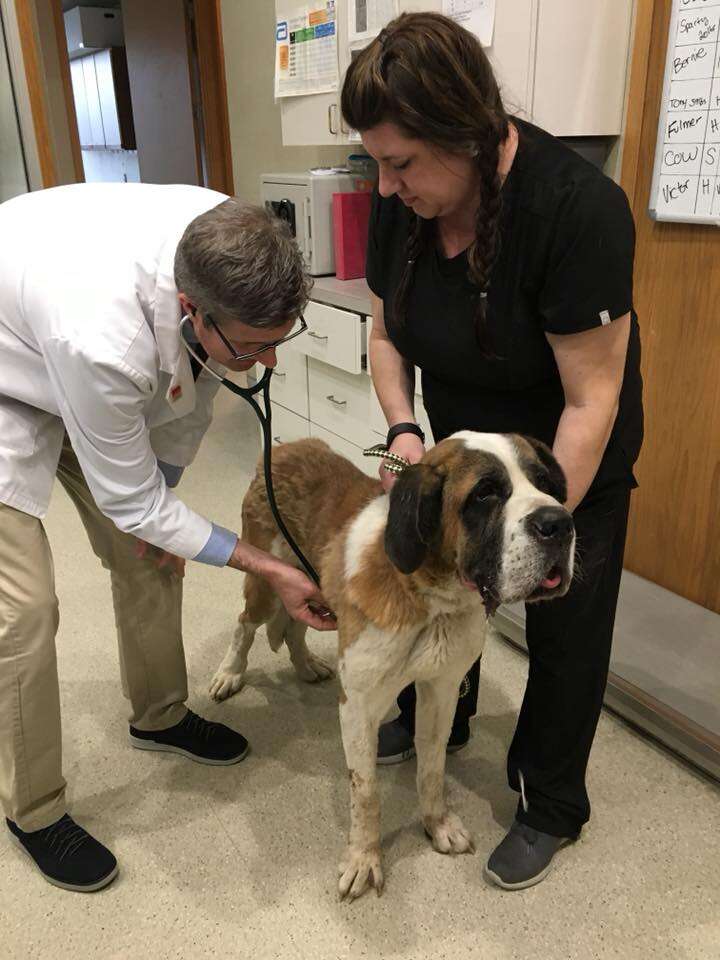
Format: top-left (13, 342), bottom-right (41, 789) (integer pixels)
top-left (193, 0), bottom-right (234, 195)
top-left (14, 0), bottom-right (56, 185)
top-left (621, 1), bottom-right (720, 613)
top-left (48, 0), bottom-right (83, 182)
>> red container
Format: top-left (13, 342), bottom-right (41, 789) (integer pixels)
top-left (332, 191), bottom-right (372, 280)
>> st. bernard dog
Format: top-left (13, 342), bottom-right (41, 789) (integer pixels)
top-left (210, 431), bottom-right (575, 900)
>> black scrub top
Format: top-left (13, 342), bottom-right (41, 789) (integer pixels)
top-left (366, 118), bottom-right (643, 492)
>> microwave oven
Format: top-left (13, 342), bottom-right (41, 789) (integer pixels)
top-left (260, 171), bottom-right (360, 276)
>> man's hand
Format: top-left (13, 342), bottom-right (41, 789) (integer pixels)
top-left (266, 563), bottom-right (337, 631)
top-left (135, 539), bottom-right (186, 578)
top-left (227, 539), bottom-right (336, 630)
top-left (380, 433), bottom-right (426, 493)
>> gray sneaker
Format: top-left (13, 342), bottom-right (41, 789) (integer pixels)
top-left (377, 718), bottom-right (470, 765)
top-left (377, 719), bottom-right (415, 765)
top-left (484, 820), bottom-right (573, 890)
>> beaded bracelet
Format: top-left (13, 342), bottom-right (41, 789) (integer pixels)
top-left (362, 444), bottom-right (411, 476)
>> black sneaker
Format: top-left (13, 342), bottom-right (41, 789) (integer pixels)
top-left (377, 719), bottom-right (471, 765)
top-left (6, 814), bottom-right (118, 893)
top-left (484, 820), bottom-right (574, 890)
top-left (129, 709), bottom-right (249, 765)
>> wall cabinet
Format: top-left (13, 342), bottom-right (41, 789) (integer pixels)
top-left (70, 48), bottom-right (135, 150)
top-left (280, 0), bottom-right (634, 145)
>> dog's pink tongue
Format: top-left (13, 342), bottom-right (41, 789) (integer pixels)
top-left (541, 570), bottom-right (562, 589)
top-left (461, 576), bottom-right (478, 592)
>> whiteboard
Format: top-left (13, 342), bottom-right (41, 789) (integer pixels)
top-left (649, 0), bottom-right (720, 225)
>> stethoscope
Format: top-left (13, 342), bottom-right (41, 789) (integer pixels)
top-left (180, 314), bottom-right (322, 588)
top-left (179, 314), bottom-right (410, 614)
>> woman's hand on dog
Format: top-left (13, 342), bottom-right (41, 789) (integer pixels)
top-left (267, 563), bottom-right (337, 631)
top-left (380, 433), bottom-right (426, 493)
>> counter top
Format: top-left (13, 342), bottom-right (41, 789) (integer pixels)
top-left (309, 275), bottom-right (372, 316)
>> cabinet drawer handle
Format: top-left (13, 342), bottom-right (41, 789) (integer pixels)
top-left (328, 103), bottom-right (338, 135)
top-left (326, 394), bottom-right (347, 407)
top-left (273, 436), bottom-right (283, 443)
top-left (309, 331), bottom-right (329, 341)
top-left (274, 371), bottom-right (286, 379)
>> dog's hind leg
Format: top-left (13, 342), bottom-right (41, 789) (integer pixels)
top-left (414, 672), bottom-right (475, 855)
top-left (284, 619), bottom-right (335, 683)
top-left (209, 572), bottom-right (280, 702)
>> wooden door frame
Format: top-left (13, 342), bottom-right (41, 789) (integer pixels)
top-left (191, 0), bottom-right (234, 195)
top-left (49, 0), bottom-right (83, 181)
top-left (619, 0), bottom-right (656, 207)
top-left (39, 0), bottom-right (234, 193)
top-left (13, 0), bottom-right (58, 185)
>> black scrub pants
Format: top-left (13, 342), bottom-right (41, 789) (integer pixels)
top-left (395, 478), bottom-right (633, 839)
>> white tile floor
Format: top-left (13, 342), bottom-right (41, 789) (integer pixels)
top-left (3, 390), bottom-right (719, 959)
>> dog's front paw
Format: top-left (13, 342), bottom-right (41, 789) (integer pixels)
top-left (424, 812), bottom-right (475, 855)
top-left (338, 845), bottom-right (384, 901)
top-left (209, 669), bottom-right (246, 702)
top-left (292, 652), bottom-right (335, 684)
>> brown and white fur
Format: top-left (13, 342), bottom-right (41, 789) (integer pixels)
top-left (209, 431), bottom-right (575, 900)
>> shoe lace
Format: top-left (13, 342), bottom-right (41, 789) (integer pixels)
top-left (42, 815), bottom-right (90, 861)
top-left (180, 710), bottom-right (216, 742)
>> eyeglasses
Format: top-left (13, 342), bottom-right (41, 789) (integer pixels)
top-left (206, 312), bottom-right (308, 362)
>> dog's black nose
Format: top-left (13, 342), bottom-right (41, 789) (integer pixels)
top-left (527, 506), bottom-right (574, 541)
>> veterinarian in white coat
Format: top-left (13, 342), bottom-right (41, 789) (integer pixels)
top-left (0, 182), bottom-right (334, 893)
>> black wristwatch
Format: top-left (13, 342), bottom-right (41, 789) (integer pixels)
top-left (386, 421), bottom-right (425, 447)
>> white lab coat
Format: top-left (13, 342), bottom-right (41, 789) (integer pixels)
top-left (0, 182), bottom-right (232, 560)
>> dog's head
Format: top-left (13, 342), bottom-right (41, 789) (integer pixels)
top-left (384, 432), bottom-right (575, 613)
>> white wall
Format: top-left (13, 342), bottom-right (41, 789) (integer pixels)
top-left (220, 0), bottom-right (349, 203)
top-left (81, 147), bottom-right (139, 182)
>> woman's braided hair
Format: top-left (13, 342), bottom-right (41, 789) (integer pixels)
top-left (341, 13), bottom-right (510, 355)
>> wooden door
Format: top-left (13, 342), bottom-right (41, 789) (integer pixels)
top-left (621, 0), bottom-right (720, 613)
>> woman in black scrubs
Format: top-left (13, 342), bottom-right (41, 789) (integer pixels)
top-left (341, 12), bottom-right (643, 890)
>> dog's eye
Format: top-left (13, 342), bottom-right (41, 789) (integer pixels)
top-left (468, 479), bottom-right (498, 504)
top-left (530, 469), bottom-right (552, 495)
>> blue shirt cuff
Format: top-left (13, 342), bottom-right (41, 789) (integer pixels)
top-left (193, 523), bottom-right (238, 567)
top-left (158, 460), bottom-right (185, 489)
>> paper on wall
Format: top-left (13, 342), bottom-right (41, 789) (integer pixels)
top-left (442, 0), bottom-right (496, 48)
top-left (348, 0), bottom-right (398, 44)
top-left (275, 2), bottom-right (339, 98)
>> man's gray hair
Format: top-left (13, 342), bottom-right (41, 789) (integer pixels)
top-left (174, 199), bottom-right (312, 329)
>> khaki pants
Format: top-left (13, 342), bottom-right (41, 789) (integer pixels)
top-left (0, 438), bottom-right (188, 831)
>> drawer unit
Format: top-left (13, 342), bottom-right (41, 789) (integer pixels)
top-left (310, 423), bottom-right (378, 479)
top-left (308, 359), bottom-right (374, 450)
top-left (269, 403), bottom-right (311, 445)
top-left (270, 350), bottom-right (308, 419)
top-left (292, 300), bottom-right (367, 375)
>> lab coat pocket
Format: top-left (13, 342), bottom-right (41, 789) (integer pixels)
top-left (0, 397), bottom-right (46, 457)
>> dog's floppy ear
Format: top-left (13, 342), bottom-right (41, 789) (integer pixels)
top-left (523, 435), bottom-right (568, 504)
top-left (385, 463), bottom-right (445, 574)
